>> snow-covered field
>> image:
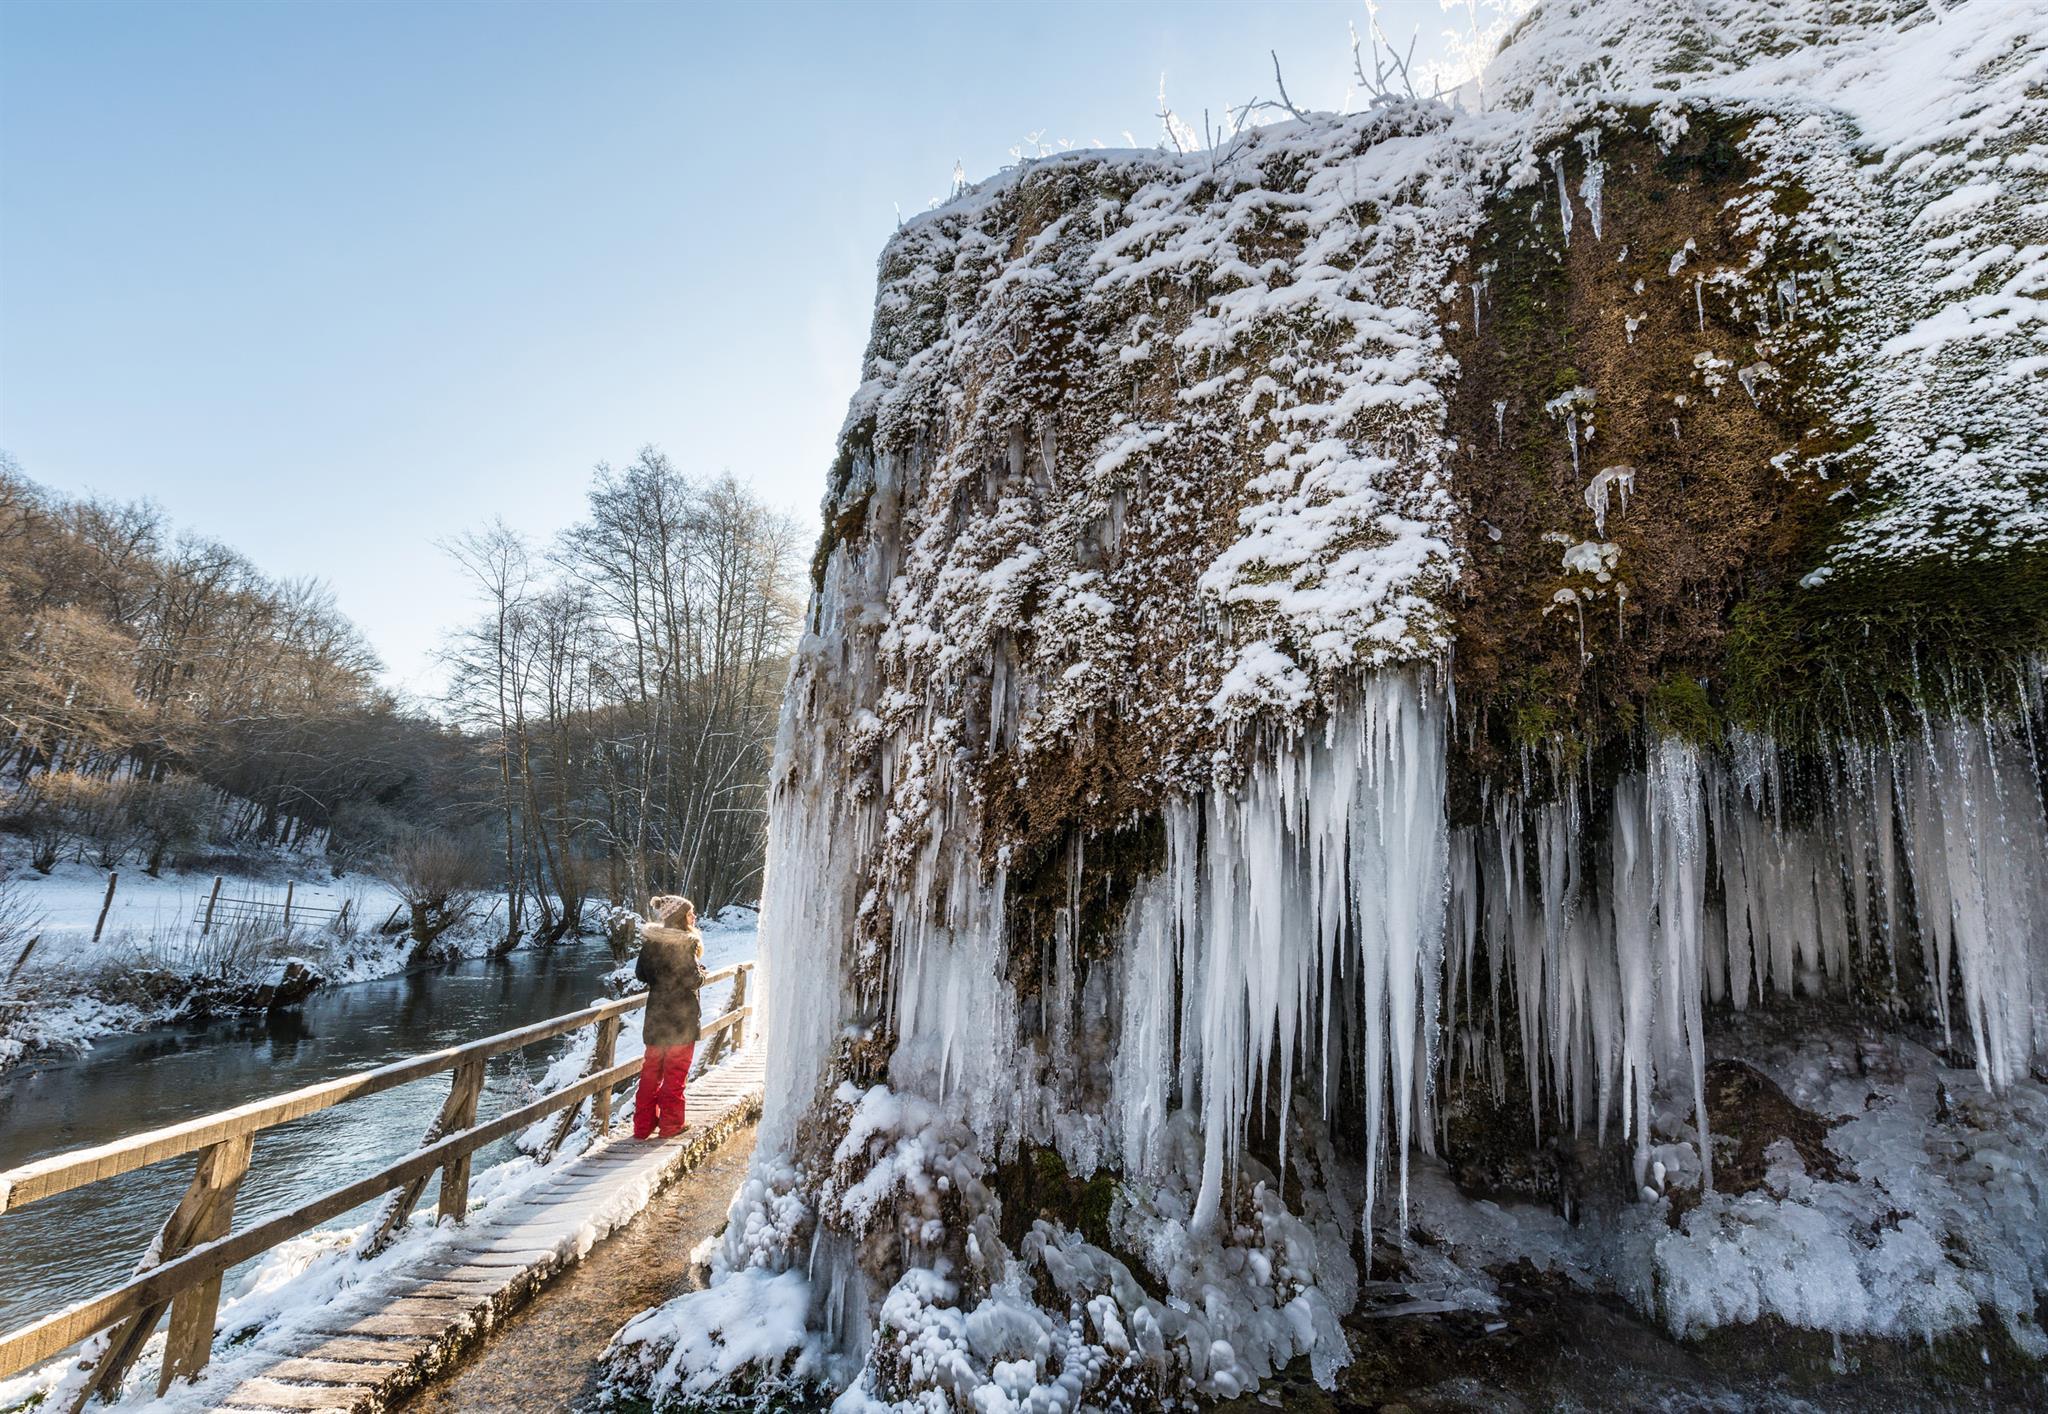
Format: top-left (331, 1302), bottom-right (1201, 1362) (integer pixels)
top-left (2, 845), bottom-right (495, 1072)
top-left (5, 854), bottom-right (402, 963)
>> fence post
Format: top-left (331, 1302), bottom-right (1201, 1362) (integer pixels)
top-left (69, 1134), bottom-right (252, 1408)
top-left (92, 873), bottom-right (118, 945)
top-left (590, 1015), bottom-right (624, 1141)
top-left (201, 877), bottom-right (223, 937)
top-left (436, 1059), bottom-right (487, 1224)
top-left (281, 882), bottom-right (295, 935)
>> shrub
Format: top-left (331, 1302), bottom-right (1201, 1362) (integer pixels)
top-left (134, 772), bottom-right (215, 875)
top-left (373, 830), bottom-right (489, 958)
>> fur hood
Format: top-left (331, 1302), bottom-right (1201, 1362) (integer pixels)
top-left (639, 922), bottom-right (701, 951)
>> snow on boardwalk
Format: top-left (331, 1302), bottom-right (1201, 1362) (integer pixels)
top-left (181, 1049), bottom-right (763, 1413)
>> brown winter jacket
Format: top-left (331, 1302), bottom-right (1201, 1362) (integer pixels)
top-left (635, 924), bottom-right (707, 1048)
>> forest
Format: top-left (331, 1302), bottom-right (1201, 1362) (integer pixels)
top-left (0, 446), bottom-right (800, 951)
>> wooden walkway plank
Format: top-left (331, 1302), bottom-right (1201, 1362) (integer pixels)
top-left (171, 1048), bottom-right (764, 1413)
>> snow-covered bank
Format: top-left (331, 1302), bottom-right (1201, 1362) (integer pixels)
top-left (2, 851), bottom-right (512, 1072)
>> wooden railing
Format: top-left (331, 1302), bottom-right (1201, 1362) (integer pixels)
top-left (0, 960), bottom-right (756, 1408)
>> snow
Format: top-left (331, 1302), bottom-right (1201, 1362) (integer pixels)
top-left (0, 852), bottom-right (441, 1071)
top-left (1408, 1018), bottom-right (2048, 1355)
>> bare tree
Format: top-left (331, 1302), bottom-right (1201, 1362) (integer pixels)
top-left (373, 830), bottom-right (489, 961)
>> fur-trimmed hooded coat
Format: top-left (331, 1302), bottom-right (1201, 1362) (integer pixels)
top-left (636, 897), bottom-right (707, 1048)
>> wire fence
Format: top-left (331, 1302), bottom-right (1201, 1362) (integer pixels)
top-left (192, 882), bottom-right (370, 937)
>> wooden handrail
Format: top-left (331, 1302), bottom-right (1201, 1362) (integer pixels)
top-left (0, 1052), bottom-right (646, 1376)
top-left (0, 960), bottom-right (751, 1215)
top-left (0, 960), bottom-right (757, 1393)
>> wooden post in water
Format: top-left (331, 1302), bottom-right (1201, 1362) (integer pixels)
top-left (92, 874), bottom-right (117, 944)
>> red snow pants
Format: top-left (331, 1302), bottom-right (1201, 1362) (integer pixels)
top-left (634, 1043), bottom-right (695, 1139)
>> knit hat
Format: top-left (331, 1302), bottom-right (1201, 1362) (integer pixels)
top-left (647, 895), bottom-right (695, 928)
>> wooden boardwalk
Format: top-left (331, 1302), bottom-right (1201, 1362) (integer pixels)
top-left (180, 1049), bottom-right (764, 1413)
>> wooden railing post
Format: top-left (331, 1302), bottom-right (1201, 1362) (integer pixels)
top-left (157, 1135), bottom-right (252, 1393)
top-left (281, 881), bottom-right (295, 935)
top-left (542, 1013), bottom-right (630, 1161)
top-left (359, 1056), bottom-right (485, 1255)
top-left (435, 1058), bottom-right (486, 1224)
top-left (729, 964), bottom-right (751, 1053)
top-left (589, 1015), bottom-right (624, 1141)
top-left (70, 1134), bottom-right (251, 1408)
top-left (200, 877), bottom-right (222, 937)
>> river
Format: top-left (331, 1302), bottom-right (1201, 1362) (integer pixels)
top-left (0, 939), bottom-right (635, 1338)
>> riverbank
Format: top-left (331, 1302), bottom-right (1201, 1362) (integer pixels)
top-left (1, 852), bottom-right (550, 1073)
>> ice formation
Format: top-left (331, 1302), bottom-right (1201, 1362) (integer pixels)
top-left (604, 2), bottom-right (2048, 1408)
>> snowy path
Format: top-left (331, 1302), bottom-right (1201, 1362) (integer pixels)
top-left (407, 1116), bottom-right (759, 1412)
top-left (164, 1048), bottom-right (763, 1413)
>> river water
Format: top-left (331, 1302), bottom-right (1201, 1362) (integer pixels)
top-left (0, 940), bottom-right (629, 1338)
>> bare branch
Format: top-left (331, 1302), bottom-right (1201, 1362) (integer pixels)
top-left (1270, 50), bottom-right (1307, 121)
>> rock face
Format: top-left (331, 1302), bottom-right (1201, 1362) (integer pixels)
top-left (604, 2), bottom-right (2048, 1409)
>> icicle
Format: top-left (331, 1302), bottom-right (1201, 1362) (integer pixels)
top-left (1583, 465), bottom-right (1635, 536)
top-left (1550, 148), bottom-right (1573, 248)
top-left (1736, 361), bottom-right (1776, 405)
top-left (1580, 159), bottom-right (1605, 241)
top-left (1694, 275), bottom-right (1706, 331)
top-left (1167, 672), bottom-right (1447, 1246)
top-left (1545, 386), bottom-right (1593, 478)
top-left (1493, 400), bottom-right (1506, 448)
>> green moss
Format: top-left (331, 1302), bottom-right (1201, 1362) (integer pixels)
top-left (809, 487), bottom-right (872, 594)
top-left (995, 1144), bottom-right (1123, 1255)
top-left (1724, 547), bottom-right (2048, 741)
top-left (1654, 109), bottom-right (1750, 185)
top-left (1646, 675), bottom-right (1721, 744)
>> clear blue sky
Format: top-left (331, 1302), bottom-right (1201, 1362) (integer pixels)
top-left (0, 0), bottom-right (1460, 697)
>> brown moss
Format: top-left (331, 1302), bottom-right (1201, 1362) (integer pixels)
top-left (1442, 109), bottom-right (1858, 809)
top-left (1702, 1058), bottom-right (1848, 1195)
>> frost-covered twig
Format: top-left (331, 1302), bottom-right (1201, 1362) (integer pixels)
top-left (1271, 50), bottom-right (1308, 121)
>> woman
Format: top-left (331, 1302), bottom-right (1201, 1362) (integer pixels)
top-left (633, 895), bottom-right (707, 1140)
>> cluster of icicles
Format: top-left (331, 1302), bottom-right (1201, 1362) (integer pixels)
top-left (1444, 708), bottom-right (2048, 1184)
top-left (760, 662), bottom-right (2048, 1251)
top-left (1101, 672), bottom-right (2048, 1228)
